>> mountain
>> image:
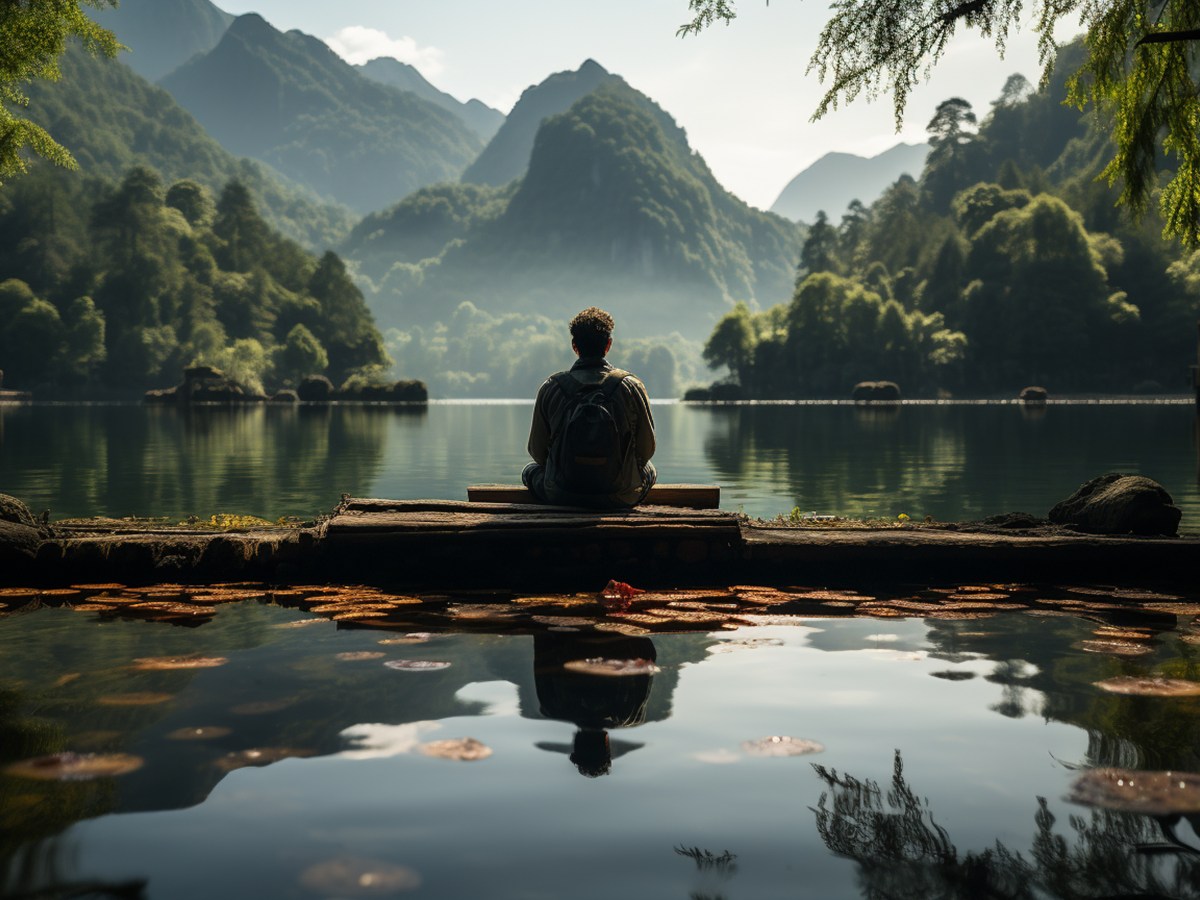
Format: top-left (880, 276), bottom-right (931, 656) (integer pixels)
top-left (460, 59), bottom-right (619, 187)
top-left (159, 14), bottom-right (482, 212)
top-left (771, 143), bottom-right (930, 222)
top-left (357, 57), bottom-right (504, 142)
top-left (22, 42), bottom-right (351, 248)
top-left (345, 79), bottom-right (801, 340)
top-left (90, 0), bottom-right (234, 81)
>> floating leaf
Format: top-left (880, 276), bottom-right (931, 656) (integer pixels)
top-left (1075, 639), bottom-right (1154, 657)
top-left (133, 656), bottom-right (228, 671)
top-left (69, 583), bottom-right (127, 591)
top-left (562, 658), bottom-right (660, 677)
top-left (1068, 768), bottom-right (1200, 815)
top-left (298, 856), bottom-right (421, 896)
top-left (530, 616), bottom-right (597, 627)
top-left (594, 622), bottom-right (652, 636)
top-left (735, 614), bottom-right (815, 627)
top-left (1140, 603), bottom-right (1200, 616)
top-left (4, 752), bottom-right (143, 781)
top-left (52, 673), bottom-right (80, 688)
top-left (740, 736), bottom-right (825, 757)
top-left (98, 692), bottom-right (174, 706)
top-left (215, 747), bottom-right (313, 772)
top-left (336, 651), bottom-right (386, 661)
top-left (333, 611), bottom-right (390, 621)
top-left (788, 590), bottom-right (868, 602)
top-left (39, 588), bottom-right (83, 600)
top-left (931, 670), bottom-right (976, 681)
top-left (231, 698), bottom-right (297, 715)
top-left (384, 660), bottom-right (451, 671)
top-left (707, 638), bottom-right (784, 654)
top-left (1092, 628), bottom-right (1154, 641)
top-left (377, 634), bottom-right (435, 645)
top-left (274, 618), bottom-right (324, 629)
top-left (418, 738), bottom-right (493, 761)
top-left (1093, 676), bottom-right (1200, 697)
top-left (69, 603), bottom-right (116, 612)
top-left (166, 726), bottom-right (233, 741)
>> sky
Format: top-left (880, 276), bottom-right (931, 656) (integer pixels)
top-left (216, 0), bottom-right (1065, 212)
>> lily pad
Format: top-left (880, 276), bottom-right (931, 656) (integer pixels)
top-left (215, 747), bottom-right (313, 772)
top-left (1093, 676), bottom-right (1200, 697)
top-left (377, 634), bottom-right (435, 645)
top-left (384, 659), bottom-right (451, 671)
top-left (4, 752), bottom-right (143, 781)
top-left (133, 655), bottom-right (228, 670)
top-left (97, 692), bottom-right (174, 706)
top-left (1075, 639), bottom-right (1154, 657)
top-left (166, 726), bottom-right (233, 741)
top-left (741, 736), bottom-right (825, 757)
top-left (593, 622), bottom-right (652, 636)
top-left (1068, 768), bottom-right (1200, 815)
top-left (931, 670), bottom-right (976, 681)
top-left (562, 658), bottom-right (661, 677)
top-left (418, 738), bottom-right (493, 761)
top-left (336, 651), bottom-right (386, 661)
top-left (298, 856), bottom-right (421, 896)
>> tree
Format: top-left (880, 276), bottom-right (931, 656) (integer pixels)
top-left (703, 302), bottom-right (756, 384)
top-left (277, 324), bottom-right (329, 385)
top-left (678, 0), bottom-right (1200, 245)
top-left (921, 98), bottom-right (983, 211)
top-left (0, 1), bottom-right (120, 183)
top-left (798, 210), bottom-right (841, 276)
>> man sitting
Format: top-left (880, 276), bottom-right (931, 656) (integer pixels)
top-left (522, 307), bottom-right (656, 508)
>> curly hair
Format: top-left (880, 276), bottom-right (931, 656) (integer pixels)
top-left (569, 307), bottom-right (615, 357)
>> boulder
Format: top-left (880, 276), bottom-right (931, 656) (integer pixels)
top-left (184, 364), bottom-right (225, 381)
top-left (0, 494), bottom-right (43, 570)
top-left (143, 387), bottom-right (178, 404)
top-left (852, 381), bottom-right (901, 401)
top-left (297, 375), bottom-right (335, 401)
top-left (1049, 474), bottom-right (1182, 536)
top-left (1019, 386), bottom-right (1048, 403)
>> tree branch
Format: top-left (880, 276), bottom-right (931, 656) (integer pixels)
top-left (1135, 29), bottom-right (1200, 47)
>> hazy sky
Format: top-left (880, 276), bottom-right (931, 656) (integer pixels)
top-left (217, 0), bottom-right (1061, 211)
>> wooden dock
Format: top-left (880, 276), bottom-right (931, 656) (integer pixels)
top-left (5, 495), bottom-right (1197, 589)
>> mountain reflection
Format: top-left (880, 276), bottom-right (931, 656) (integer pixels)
top-left (813, 750), bottom-right (1200, 899)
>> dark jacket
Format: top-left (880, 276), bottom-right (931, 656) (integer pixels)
top-left (528, 356), bottom-right (655, 507)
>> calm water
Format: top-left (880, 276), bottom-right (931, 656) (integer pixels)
top-left (1, 401), bottom-right (1197, 523)
top-left (3, 597), bottom-right (1200, 899)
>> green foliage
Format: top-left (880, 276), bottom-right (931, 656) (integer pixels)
top-left (0, 0), bottom-right (120, 184)
top-left (350, 81), bottom-right (801, 342)
top-left (21, 42), bottom-right (352, 248)
top-left (0, 166), bottom-right (387, 392)
top-left (680, 0), bottom-right (1200, 245)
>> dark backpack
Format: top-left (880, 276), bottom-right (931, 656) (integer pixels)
top-left (547, 371), bottom-right (632, 495)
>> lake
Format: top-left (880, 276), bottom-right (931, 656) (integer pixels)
top-left (0, 400), bottom-right (1196, 524)
top-left (3, 591), bottom-right (1200, 899)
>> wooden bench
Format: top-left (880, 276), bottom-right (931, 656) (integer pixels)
top-left (466, 483), bottom-right (721, 509)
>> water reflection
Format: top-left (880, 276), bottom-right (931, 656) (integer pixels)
top-left (533, 633), bottom-right (657, 777)
top-left (813, 750), bottom-right (1200, 899)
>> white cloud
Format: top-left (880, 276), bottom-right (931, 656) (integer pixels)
top-left (326, 26), bottom-right (445, 77)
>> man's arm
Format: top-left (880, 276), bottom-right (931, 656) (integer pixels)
top-left (629, 378), bottom-right (655, 463)
top-left (528, 380), bottom-right (553, 464)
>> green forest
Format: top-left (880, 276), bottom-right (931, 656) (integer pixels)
top-left (0, 165), bottom-right (387, 394)
top-left (701, 46), bottom-right (1200, 398)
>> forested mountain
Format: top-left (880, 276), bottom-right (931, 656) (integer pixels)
top-left (0, 166), bottom-right (387, 395)
top-left (22, 43), bottom-right (352, 249)
top-left (342, 79), bottom-right (800, 397)
top-left (160, 14), bottom-right (483, 212)
top-left (771, 143), bottom-right (929, 223)
top-left (460, 59), bottom-right (618, 187)
top-left (700, 41), bottom-right (1196, 397)
top-left (357, 57), bottom-right (504, 142)
top-left (90, 0), bottom-right (233, 81)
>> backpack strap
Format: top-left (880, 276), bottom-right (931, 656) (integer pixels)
top-left (549, 371), bottom-right (583, 397)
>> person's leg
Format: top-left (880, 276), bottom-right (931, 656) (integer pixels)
top-left (522, 462), bottom-right (549, 502)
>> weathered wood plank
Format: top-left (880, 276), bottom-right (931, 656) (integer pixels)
top-left (337, 498), bottom-right (732, 519)
top-left (325, 511), bottom-right (739, 534)
top-left (466, 483), bottom-right (721, 509)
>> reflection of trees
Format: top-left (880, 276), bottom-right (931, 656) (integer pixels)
top-left (0, 405), bottom-right (412, 520)
top-left (698, 404), bottom-right (1198, 521)
top-left (813, 750), bottom-right (1200, 900)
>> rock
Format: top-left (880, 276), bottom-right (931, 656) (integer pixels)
top-left (183, 364), bottom-right (225, 381)
top-left (1049, 474), bottom-right (1182, 536)
top-left (981, 512), bottom-right (1047, 529)
top-left (851, 381), bottom-right (901, 401)
top-left (0, 495), bottom-right (42, 570)
top-left (270, 390), bottom-right (299, 403)
top-left (1019, 386), bottom-right (1048, 403)
top-left (297, 375), bottom-right (335, 401)
top-left (143, 387), bottom-right (177, 404)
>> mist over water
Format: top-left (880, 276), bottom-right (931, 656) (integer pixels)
top-left (2, 401), bottom-right (1196, 523)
